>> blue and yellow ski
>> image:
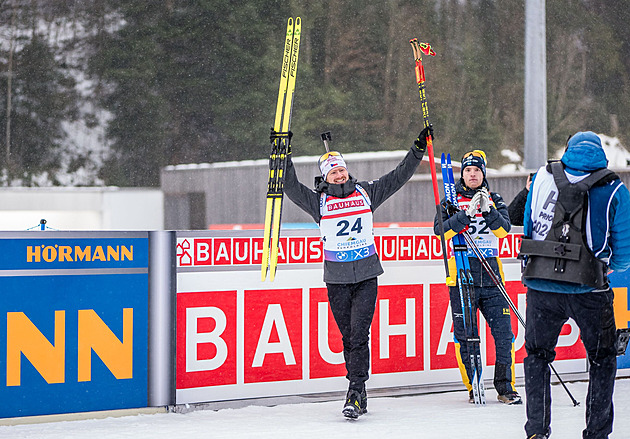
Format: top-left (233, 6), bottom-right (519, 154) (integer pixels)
top-left (441, 153), bottom-right (486, 405)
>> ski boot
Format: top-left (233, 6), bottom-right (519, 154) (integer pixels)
top-left (527, 427), bottom-right (550, 438)
top-left (342, 389), bottom-right (367, 419)
top-left (498, 390), bottom-right (523, 405)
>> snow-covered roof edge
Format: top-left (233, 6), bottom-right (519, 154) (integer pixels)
top-left (163, 150), bottom-right (433, 171)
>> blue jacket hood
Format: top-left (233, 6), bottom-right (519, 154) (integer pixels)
top-left (561, 131), bottom-right (608, 172)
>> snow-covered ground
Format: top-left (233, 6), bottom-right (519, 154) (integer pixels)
top-left (2, 378), bottom-right (630, 439)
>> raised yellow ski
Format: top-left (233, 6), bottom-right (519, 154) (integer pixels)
top-left (262, 17), bottom-right (301, 281)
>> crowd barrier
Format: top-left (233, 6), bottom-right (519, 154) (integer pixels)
top-left (1, 228), bottom-right (629, 418)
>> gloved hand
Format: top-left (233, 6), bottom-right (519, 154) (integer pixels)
top-left (479, 188), bottom-right (491, 213)
top-left (413, 124), bottom-right (434, 154)
top-left (466, 191), bottom-right (482, 219)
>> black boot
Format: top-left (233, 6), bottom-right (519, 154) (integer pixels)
top-left (527, 430), bottom-right (550, 439)
top-left (360, 387), bottom-right (368, 413)
top-left (494, 363), bottom-right (522, 405)
top-left (342, 388), bottom-right (367, 418)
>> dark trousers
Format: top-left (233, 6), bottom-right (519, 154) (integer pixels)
top-left (524, 288), bottom-right (617, 439)
top-left (449, 284), bottom-right (515, 394)
top-left (327, 277), bottom-right (378, 392)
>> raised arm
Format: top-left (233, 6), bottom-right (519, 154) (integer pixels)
top-left (363, 127), bottom-right (431, 210)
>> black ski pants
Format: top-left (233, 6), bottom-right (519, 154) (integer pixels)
top-left (524, 288), bottom-right (617, 439)
top-left (449, 284), bottom-right (516, 394)
top-left (327, 277), bottom-right (378, 392)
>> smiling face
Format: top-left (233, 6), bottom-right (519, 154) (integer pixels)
top-left (326, 166), bottom-right (349, 184)
top-left (462, 165), bottom-right (483, 189)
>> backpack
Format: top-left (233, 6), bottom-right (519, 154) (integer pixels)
top-left (519, 161), bottom-right (618, 288)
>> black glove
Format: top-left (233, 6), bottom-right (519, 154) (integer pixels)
top-left (414, 124), bottom-right (434, 154)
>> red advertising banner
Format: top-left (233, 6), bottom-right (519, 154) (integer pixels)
top-left (176, 232), bottom-right (523, 268)
top-left (175, 229), bottom-right (589, 405)
top-left (176, 290), bottom-right (237, 389)
top-left (371, 284), bottom-right (424, 374)
top-left (243, 288), bottom-right (303, 383)
top-left (308, 287), bottom-right (345, 379)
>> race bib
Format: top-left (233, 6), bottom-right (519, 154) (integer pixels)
top-left (320, 186), bottom-right (375, 262)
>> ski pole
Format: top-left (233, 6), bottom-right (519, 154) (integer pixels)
top-left (460, 230), bottom-right (526, 326)
top-left (460, 229), bottom-right (580, 406)
top-left (410, 38), bottom-right (454, 286)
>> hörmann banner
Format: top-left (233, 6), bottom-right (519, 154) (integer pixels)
top-left (175, 227), bottom-right (628, 405)
top-left (0, 231), bottom-right (149, 418)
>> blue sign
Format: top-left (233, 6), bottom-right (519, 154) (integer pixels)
top-left (0, 235), bottom-right (149, 418)
top-left (0, 237), bottom-right (148, 270)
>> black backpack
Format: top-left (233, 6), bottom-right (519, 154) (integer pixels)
top-left (519, 161), bottom-right (618, 288)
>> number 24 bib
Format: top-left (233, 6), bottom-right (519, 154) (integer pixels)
top-left (319, 185), bottom-right (376, 262)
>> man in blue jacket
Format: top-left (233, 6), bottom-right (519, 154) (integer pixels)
top-left (520, 131), bottom-right (630, 439)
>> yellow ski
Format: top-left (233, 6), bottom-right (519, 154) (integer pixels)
top-left (262, 17), bottom-right (301, 281)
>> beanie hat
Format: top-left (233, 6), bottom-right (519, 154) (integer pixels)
top-left (318, 151), bottom-right (347, 178)
top-left (566, 131), bottom-right (602, 150)
top-left (461, 150), bottom-right (487, 177)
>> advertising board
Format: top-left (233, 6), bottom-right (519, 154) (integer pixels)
top-left (0, 232), bottom-right (149, 418)
top-left (174, 228), bottom-right (597, 404)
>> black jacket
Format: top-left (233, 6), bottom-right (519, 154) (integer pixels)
top-left (507, 187), bottom-right (529, 226)
top-left (284, 147), bottom-right (424, 284)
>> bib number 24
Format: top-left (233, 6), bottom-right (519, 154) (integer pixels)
top-left (336, 218), bottom-right (363, 236)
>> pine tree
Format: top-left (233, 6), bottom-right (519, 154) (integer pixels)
top-left (0, 35), bottom-right (78, 184)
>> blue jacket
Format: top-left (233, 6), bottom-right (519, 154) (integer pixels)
top-left (523, 131), bottom-right (630, 293)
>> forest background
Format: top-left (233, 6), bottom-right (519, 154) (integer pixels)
top-left (0, 0), bottom-right (628, 187)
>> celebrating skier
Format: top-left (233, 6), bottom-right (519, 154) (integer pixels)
top-left (434, 150), bottom-right (522, 405)
top-left (282, 125), bottom-right (432, 418)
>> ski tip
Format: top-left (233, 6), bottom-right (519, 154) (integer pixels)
top-left (446, 276), bottom-right (456, 287)
top-left (269, 263), bottom-right (278, 282)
